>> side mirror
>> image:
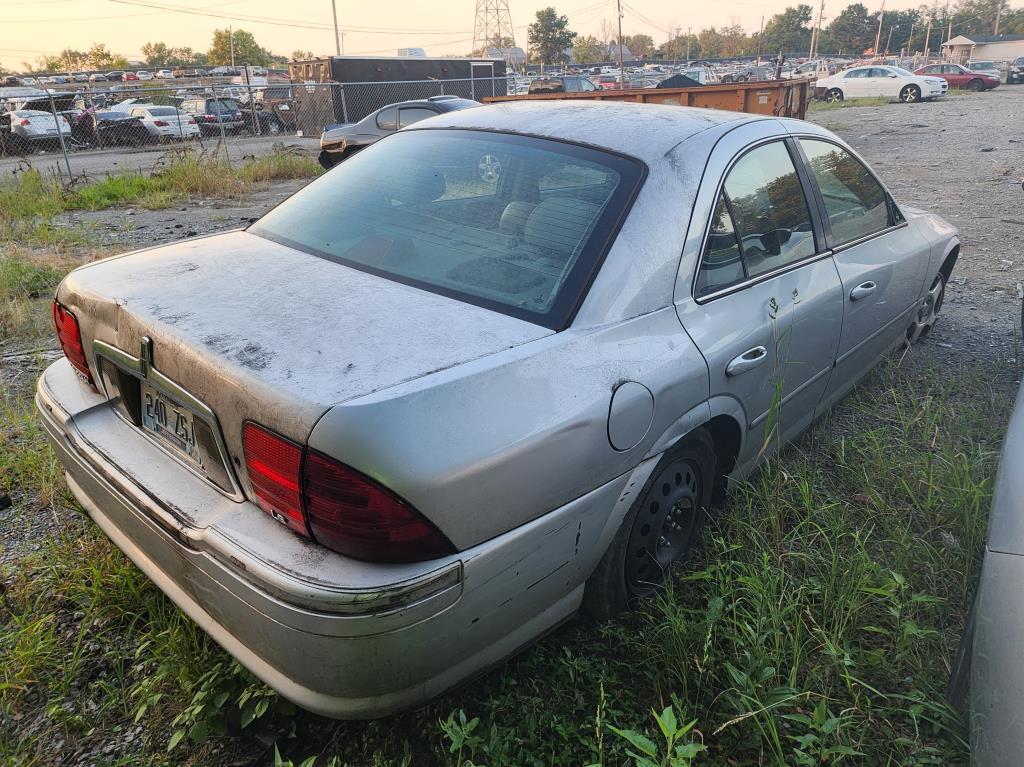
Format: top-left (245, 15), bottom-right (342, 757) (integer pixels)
top-left (888, 73), bottom-right (898, 78)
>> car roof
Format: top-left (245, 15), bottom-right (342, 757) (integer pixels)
top-left (407, 100), bottom-right (761, 163)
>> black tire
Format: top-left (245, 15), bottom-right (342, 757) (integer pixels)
top-left (900, 84), bottom-right (921, 103)
top-left (967, 78), bottom-right (984, 92)
top-left (583, 429), bottom-right (716, 619)
top-left (907, 271), bottom-right (946, 344)
top-left (825, 88), bottom-right (843, 103)
top-left (317, 149), bottom-right (336, 170)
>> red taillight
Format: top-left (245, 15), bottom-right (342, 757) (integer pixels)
top-left (52, 301), bottom-right (94, 386)
top-left (187, 117), bottom-right (196, 124)
top-left (204, 115), bottom-right (217, 122)
top-left (19, 118), bottom-right (30, 126)
top-left (304, 451), bottom-right (455, 563)
top-left (242, 422), bottom-right (308, 536)
top-left (240, 422), bottom-right (455, 563)
top-left (153, 119), bottom-right (168, 126)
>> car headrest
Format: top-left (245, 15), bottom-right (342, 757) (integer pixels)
top-left (498, 201), bottom-right (537, 238)
top-left (523, 198), bottom-right (601, 257)
top-left (383, 159), bottom-right (446, 205)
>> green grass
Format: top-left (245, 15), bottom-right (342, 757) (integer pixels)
top-left (1, 325), bottom-right (1011, 764)
top-left (809, 96), bottom-right (893, 112)
top-left (0, 151), bottom-right (322, 224)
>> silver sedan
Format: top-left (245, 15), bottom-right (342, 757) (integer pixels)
top-left (38, 101), bottom-right (960, 718)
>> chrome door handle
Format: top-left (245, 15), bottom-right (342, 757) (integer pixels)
top-left (850, 281), bottom-right (877, 301)
top-left (726, 346), bottom-right (768, 376)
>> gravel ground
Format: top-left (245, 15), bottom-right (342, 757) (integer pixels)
top-left (2, 87), bottom-right (1022, 766)
top-left (807, 87), bottom-right (1024, 362)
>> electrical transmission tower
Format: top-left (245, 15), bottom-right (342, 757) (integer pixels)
top-left (472, 0), bottom-right (517, 62)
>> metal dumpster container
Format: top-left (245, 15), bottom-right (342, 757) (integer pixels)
top-left (484, 78), bottom-right (810, 119)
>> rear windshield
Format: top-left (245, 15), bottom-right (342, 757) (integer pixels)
top-left (145, 106), bottom-right (179, 116)
top-left (250, 129), bottom-right (644, 329)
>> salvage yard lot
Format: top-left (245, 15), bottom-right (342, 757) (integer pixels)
top-left (1, 88), bottom-right (1022, 766)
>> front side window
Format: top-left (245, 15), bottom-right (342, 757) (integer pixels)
top-left (249, 129), bottom-right (643, 329)
top-left (398, 107), bottom-right (436, 128)
top-left (722, 141), bottom-right (816, 278)
top-left (844, 68), bottom-right (868, 79)
top-left (800, 139), bottom-right (890, 246)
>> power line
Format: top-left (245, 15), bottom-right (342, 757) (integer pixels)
top-left (104, 0), bottom-right (469, 34)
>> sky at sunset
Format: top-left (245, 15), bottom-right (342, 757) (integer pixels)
top-left (2, 0), bottom-right (950, 70)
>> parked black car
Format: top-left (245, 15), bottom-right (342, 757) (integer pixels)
top-left (71, 110), bottom-right (152, 148)
top-left (317, 96), bottom-right (479, 169)
top-left (177, 96), bottom-right (245, 135)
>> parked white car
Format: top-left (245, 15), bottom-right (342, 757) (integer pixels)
top-left (128, 105), bottom-right (200, 140)
top-left (136, 70), bottom-right (154, 81)
top-left (815, 65), bottom-right (947, 103)
top-left (154, 69), bottom-right (174, 79)
top-left (5, 109), bottom-right (71, 145)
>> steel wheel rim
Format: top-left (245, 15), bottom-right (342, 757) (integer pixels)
top-left (625, 458), bottom-right (703, 593)
top-left (903, 87), bottom-right (919, 102)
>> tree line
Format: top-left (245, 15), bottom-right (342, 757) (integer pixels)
top-left (16, 28), bottom-right (299, 74)
top-left (525, 0), bottom-right (1024, 65)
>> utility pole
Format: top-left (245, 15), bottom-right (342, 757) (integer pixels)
top-left (885, 24), bottom-right (897, 55)
top-left (229, 25), bottom-right (235, 68)
top-left (686, 25), bottom-right (692, 62)
top-left (873, 1), bottom-right (885, 57)
top-left (615, 0), bottom-right (625, 84)
top-left (811, 0), bottom-right (825, 59)
top-left (994, 0), bottom-right (1003, 35)
top-left (907, 21), bottom-right (914, 53)
top-left (331, 0), bottom-right (341, 56)
top-left (924, 17), bottom-right (932, 59)
top-left (756, 16), bottom-right (764, 63)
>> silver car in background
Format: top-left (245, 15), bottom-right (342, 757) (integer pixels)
top-left (38, 101), bottom-right (959, 718)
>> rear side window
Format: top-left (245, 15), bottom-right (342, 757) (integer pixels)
top-left (800, 139), bottom-right (890, 246)
top-left (695, 141), bottom-right (816, 296)
top-left (376, 106), bottom-right (397, 130)
top-left (250, 129), bottom-right (643, 329)
top-left (721, 141), bottom-right (816, 279)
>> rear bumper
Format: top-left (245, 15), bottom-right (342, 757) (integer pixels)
top-left (37, 359), bottom-right (638, 718)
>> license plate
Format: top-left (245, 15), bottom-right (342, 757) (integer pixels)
top-left (141, 381), bottom-right (203, 467)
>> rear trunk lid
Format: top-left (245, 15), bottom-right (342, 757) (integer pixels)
top-left (58, 230), bottom-right (551, 518)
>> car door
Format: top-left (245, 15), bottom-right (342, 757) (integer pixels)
top-left (676, 127), bottom-right (844, 466)
top-left (794, 137), bottom-right (929, 406)
top-left (840, 67), bottom-right (869, 96)
top-left (947, 64), bottom-right (971, 87)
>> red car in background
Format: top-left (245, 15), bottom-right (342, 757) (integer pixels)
top-left (914, 63), bottom-right (1000, 91)
top-left (595, 75), bottom-right (620, 90)
top-left (121, 71), bottom-right (139, 82)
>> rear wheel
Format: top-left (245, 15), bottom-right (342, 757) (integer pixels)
top-left (825, 88), bottom-right (844, 103)
top-left (265, 117), bottom-right (283, 135)
top-left (583, 429), bottom-right (716, 618)
top-left (900, 84), bottom-right (921, 103)
top-left (967, 78), bottom-right (984, 91)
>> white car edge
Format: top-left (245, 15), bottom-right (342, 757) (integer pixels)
top-left (815, 65), bottom-right (947, 103)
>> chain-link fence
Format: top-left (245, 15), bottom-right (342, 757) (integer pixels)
top-left (0, 77), bottom-right (515, 179)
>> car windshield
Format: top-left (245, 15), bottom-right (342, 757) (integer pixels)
top-left (96, 111), bottom-right (129, 119)
top-left (250, 129), bottom-right (644, 329)
top-left (209, 99), bottom-right (240, 113)
top-left (972, 62), bottom-right (996, 70)
top-left (146, 107), bottom-right (179, 116)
